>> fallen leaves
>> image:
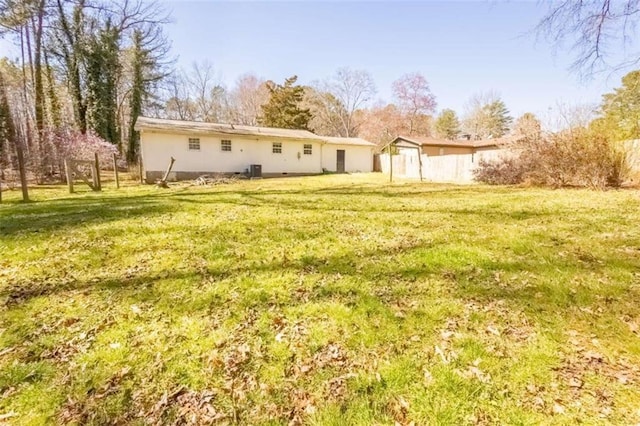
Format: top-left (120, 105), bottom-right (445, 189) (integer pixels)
top-left (455, 359), bottom-right (491, 384)
top-left (272, 315), bottom-right (308, 348)
top-left (4, 180), bottom-right (640, 424)
top-left (286, 388), bottom-right (316, 426)
top-left (433, 344), bottom-right (457, 364)
top-left (146, 387), bottom-right (225, 425)
top-left (387, 396), bottom-right (413, 426)
top-left (536, 329), bottom-right (640, 419)
top-left (58, 366), bottom-right (132, 424)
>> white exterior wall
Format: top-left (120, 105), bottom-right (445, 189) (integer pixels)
top-left (321, 145), bottom-right (374, 173)
top-left (140, 131), bottom-right (324, 176)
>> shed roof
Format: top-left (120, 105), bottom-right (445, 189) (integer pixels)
top-left (391, 135), bottom-right (507, 149)
top-left (134, 117), bottom-right (375, 146)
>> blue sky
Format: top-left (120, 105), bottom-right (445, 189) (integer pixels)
top-left (0, 1), bottom-right (629, 121)
top-left (163, 0), bottom-right (628, 120)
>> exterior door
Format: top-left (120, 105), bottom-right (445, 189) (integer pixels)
top-left (336, 149), bottom-right (345, 173)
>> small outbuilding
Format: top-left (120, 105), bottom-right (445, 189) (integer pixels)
top-left (134, 117), bottom-right (376, 182)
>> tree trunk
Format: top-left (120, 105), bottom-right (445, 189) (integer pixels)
top-left (19, 26), bottom-right (35, 180)
top-left (33, 1), bottom-right (46, 180)
top-left (16, 140), bottom-right (29, 202)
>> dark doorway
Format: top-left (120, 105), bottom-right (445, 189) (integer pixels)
top-left (336, 149), bottom-right (345, 173)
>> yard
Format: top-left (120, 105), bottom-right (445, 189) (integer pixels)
top-left (1, 174), bottom-right (639, 425)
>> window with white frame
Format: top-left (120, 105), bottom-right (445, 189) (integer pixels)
top-left (188, 138), bottom-right (200, 151)
top-left (303, 144), bottom-right (312, 155)
top-left (221, 139), bottom-right (232, 152)
top-left (272, 142), bottom-right (282, 154)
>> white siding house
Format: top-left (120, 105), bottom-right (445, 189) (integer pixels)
top-left (134, 117), bottom-right (375, 182)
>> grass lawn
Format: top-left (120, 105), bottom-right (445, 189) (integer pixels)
top-left (1, 174), bottom-right (640, 425)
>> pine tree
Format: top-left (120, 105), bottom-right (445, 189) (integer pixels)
top-left (482, 100), bottom-right (512, 138)
top-left (260, 76), bottom-right (312, 130)
top-left (434, 109), bottom-right (460, 140)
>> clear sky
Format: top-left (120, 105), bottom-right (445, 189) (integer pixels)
top-left (163, 0), bottom-right (628, 121)
top-left (0, 1), bottom-right (629, 121)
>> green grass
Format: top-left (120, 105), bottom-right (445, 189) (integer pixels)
top-left (1, 174), bottom-right (640, 425)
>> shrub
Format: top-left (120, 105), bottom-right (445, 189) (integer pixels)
top-left (474, 129), bottom-right (631, 189)
top-left (473, 156), bottom-right (526, 185)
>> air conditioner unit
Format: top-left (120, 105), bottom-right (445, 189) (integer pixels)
top-left (250, 164), bottom-right (262, 178)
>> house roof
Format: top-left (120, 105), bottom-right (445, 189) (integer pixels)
top-left (135, 116), bottom-right (323, 140)
top-left (388, 135), bottom-right (508, 149)
top-left (134, 116), bottom-right (375, 146)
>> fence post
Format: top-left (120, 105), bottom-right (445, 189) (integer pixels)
top-left (65, 158), bottom-right (74, 193)
top-left (389, 147), bottom-right (393, 183)
top-left (113, 153), bottom-right (120, 189)
top-left (138, 155), bottom-right (144, 184)
top-left (417, 147), bottom-right (424, 182)
top-left (94, 152), bottom-right (101, 191)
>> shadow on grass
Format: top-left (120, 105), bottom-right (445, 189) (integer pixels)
top-left (0, 192), bottom-right (177, 237)
top-left (169, 191), bottom-right (560, 220)
top-left (1, 183), bottom-right (560, 237)
top-left (5, 231), bottom-right (638, 318)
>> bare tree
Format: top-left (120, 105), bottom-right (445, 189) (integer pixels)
top-left (356, 102), bottom-right (406, 150)
top-left (228, 73), bottom-right (268, 126)
top-left (537, 1), bottom-right (640, 75)
top-left (322, 67), bottom-right (376, 137)
top-left (304, 85), bottom-right (348, 136)
top-left (163, 72), bottom-right (192, 120)
top-left (186, 61), bottom-right (228, 122)
top-left (542, 102), bottom-right (598, 132)
top-left (462, 91), bottom-right (512, 139)
top-left (159, 62), bottom-right (230, 123)
top-left (513, 112), bottom-right (542, 140)
top-left (392, 72), bottom-right (436, 135)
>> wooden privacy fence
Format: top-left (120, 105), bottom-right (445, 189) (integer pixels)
top-left (379, 149), bottom-right (508, 183)
top-left (380, 152), bottom-right (475, 183)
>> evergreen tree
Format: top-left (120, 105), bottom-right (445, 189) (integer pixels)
top-left (482, 100), bottom-right (512, 138)
top-left (260, 76), bottom-right (312, 130)
top-left (85, 19), bottom-right (121, 145)
top-left (463, 92), bottom-right (513, 139)
top-left (597, 70), bottom-right (640, 140)
top-left (434, 109), bottom-right (460, 140)
top-left (128, 30), bottom-right (145, 163)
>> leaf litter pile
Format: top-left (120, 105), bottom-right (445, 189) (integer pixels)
top-left (1, 175), bottom-right (640, 424)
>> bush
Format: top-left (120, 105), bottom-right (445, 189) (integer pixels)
top-left (473, 157), bottom-right (526, 185)
top-left (474, 129), bottom-right (631, 189)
